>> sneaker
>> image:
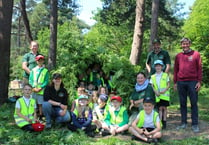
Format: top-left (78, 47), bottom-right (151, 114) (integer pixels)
top-left (176, 123), bottom-right (187, 130)
top-left (147, 138), bottom-right (158, 144)
top-left (101, 129), bottom-right (111, 136)
top-left (131, 135), bottom-right (141, 141)
top-left (192, 125), bottom-right (199, 133)
top-left (86, 132), bottom-right (95, 137)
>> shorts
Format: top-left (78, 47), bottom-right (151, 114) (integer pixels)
top-left (157, 99), bottom-right (169, 107)
top-left (32, 93), bottom-right (43, 104)
top-left (142, 127), bottom-right (154, 132)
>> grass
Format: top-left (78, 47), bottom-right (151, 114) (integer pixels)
top-left (1, 92), bottom-right (209, 145)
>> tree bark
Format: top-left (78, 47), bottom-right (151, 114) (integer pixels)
top-left (20, 0), bottom-right (33, 43)
top-left (0, 0), bottom-right (14, 104)
top-left (149, 0), bottom-right (160, 52)
top-left (48, 0), bottom-right (58, 71)
top-left (129, 0), bottom-right (145, 65)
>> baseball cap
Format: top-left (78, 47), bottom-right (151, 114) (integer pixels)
top-left (111, 96), bottom-right (122, 102)
top-left (35, 55), bottom-right (44, 61)
top-left (152, 38), bottom-right (161, 44)
top-left (154, 60), bottom-right (164, 66)
top-left (78, 94), bottom-right (88, 100)
top-left (52, 73), bottom-right (62, 79)
top-left (99, 94), bottom-right (108, 102)
top-left (143, 97), bottom-right (154, 104)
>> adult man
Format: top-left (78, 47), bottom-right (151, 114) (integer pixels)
top-left (146, 39), bottom-right (171, 76)
top-left (174, 38), bottom-right (202, 133)
top-left (22, 41), bottom-right (39, 84)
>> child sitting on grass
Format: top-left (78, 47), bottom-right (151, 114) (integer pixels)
top-left (102, 96), bottom-right (129, 136)
top-left (68, 95), bottom-right (96, 137)
top-left (129, 97), bottom-right (162, 143)
top-left (14, 84), bottom-right (37, 132)
top-left (92, 94), bottom-right (109, 133)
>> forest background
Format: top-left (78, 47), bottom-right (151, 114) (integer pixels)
top-left (0, 0), bottom-right (209, 144)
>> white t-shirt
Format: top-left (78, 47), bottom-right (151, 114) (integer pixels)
top-left (15, 96), bottom-right (37, 109)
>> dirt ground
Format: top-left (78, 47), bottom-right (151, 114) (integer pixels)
top-left (97, 110), bottom-right (209, 142)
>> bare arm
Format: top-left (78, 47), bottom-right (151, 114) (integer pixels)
top-left (146, 63), bottom-right (151, 74)
top-left (22, 62), bottom-right (30, 74)
top-left (165, 64), bottom-right (170, 74)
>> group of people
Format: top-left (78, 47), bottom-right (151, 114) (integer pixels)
top-left (14, 37), bottom-right (202, 143)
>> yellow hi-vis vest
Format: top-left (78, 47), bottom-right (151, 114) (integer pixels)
top-left (95, 105), bottom-right (108, 120)
top-left (14, 97), bottom-right (36, 127)
top-left (109, 106), bottom-right (126, 125)
top-left (151, 73), bottom-right (170, 102)
top-left (33, 67), bottom-right (48, 95)
top-left (137, 110), bottom-right (162, 128)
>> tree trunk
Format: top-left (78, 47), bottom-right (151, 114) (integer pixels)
top-left (129, 0), bottom-right (145, 65)
top-left (20, 0), bottom-right (33, 43)
top-left (149, 0), bottom-right (160, 52)
top-left (0, 0), bottom-right (14, 104)
top-left (48, 0), bottom-right (58, 71)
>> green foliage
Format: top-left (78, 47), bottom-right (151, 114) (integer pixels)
top-left (182, 0), bottom-right (209, 85)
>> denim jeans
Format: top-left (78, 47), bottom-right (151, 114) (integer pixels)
top-left (42, 101), bottom-right (71, 126)
top-left (177, 81), bottom-right (198, 125)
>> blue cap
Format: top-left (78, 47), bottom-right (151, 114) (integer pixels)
top-left (154, 60), bottom-right (164, 66)
top-left (78, 95), bottom-right (88, 100)
top-left (99, 94), bottom-right (108, 102)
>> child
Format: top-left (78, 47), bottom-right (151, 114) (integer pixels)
top-left (92, 94), bottom-right (109, 132)
top-left (129, 97), bottom-right (162, 143)
top-left (98, 86), bottom-right (108, 95)
top-left (14, 84), bottom-right (37, 132)
top-left (29, 54), bottom-right (49, 120)
top-left (71, 87), bottom-right (85, 112)
top-left (68, 95), bottom-right (96, 137)
top-left (92, 90), bottom-right (99, 108)
top-left (150, 60), bottom-right (170, 129)
top-left (102, 96), bottom-right (129, 136)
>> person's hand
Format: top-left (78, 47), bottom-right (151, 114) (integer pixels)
top-left (143, 128), bottom-right (149, 136)
top-left (129, 103), bottom-right (134, 110)
top-left (110, 126), bottom-right (116, 135)
top-left (26, 118), bottom-right (32, 123)
top-left (60, 104), bottom-right (67, 110)
top-left (173, 83), bottom-right (177, 91)
top-left (155, 91), bottom-right (160, 96)
top-left (33, 88), bottom-right (42, 93)
top-left (195, 82), bottom-right (201, 91)
top-left (59, 110), bottom-right (66, 116)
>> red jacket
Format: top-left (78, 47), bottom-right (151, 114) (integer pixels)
top-left (174, 50), bottom-right (202, 83)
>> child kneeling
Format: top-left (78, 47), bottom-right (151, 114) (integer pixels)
top-left (102, 96), bottom-right (129, 136)
top-left (129, 97), bottom-right (162, 143)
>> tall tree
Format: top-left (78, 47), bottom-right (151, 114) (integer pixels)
top-left (149, 0), bottom-right (159, 51)
top-left (129, 0), bottom-right (145, 65)
top-left (48, 0), bottom-right (58, 70)
top-left (0, 0), bottom-right (14, 104)
top-left (20, 0), bottom-right (33, 42)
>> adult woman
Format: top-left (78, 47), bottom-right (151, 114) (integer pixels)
top-left (43, 73), bottom-right (71, 129)
top-left (129, 72), bottom-right (155, 123)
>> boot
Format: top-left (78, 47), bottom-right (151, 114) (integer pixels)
top-left (162, 120), bottom-right (166, 129)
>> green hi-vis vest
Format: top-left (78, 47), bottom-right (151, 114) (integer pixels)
top-left (151, 73), bottom-right (170, 102)
top-left (137, 110), bottom-right (162, 128)
top-left (109, 106), bottom-right (126, 125)
top-left (33, 67), bottom-right (48, 95)
top-left (14, 98), bottom-right (36, 127)
top-left (95, 105), bottom-right (108, 120)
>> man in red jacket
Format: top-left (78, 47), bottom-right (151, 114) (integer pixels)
top-left (174, 38), bottom-right (202, 133)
